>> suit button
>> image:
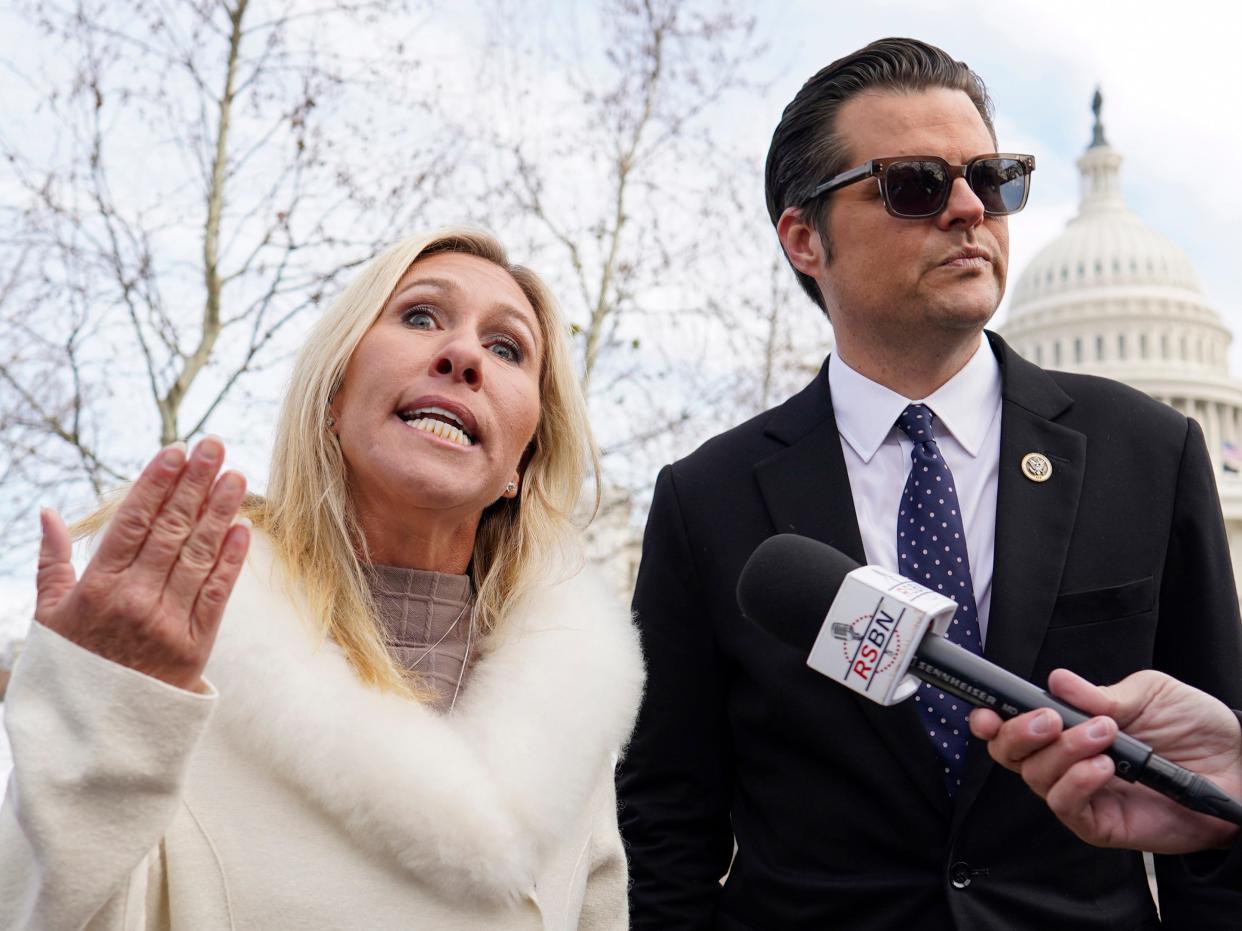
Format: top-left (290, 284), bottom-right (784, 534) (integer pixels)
top-left (950, 861), bottom-right (972, 889)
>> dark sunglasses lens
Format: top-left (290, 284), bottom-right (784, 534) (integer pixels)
top-left (970, 158), bottom-right (1029, 214)
top-left (885, 160), bottom-right (948, 216)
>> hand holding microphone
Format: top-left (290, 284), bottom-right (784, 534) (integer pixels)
top-left (736, 534), bottom-right (1242, 839)
top-left (970, 668), bottom-right (1242, 853)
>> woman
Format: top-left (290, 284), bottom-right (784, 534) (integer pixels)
top-left (0, 229), bottom-right (644, 929)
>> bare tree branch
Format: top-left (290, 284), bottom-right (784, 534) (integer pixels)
top-left (0, 0), bottom-right (456, 566)
top-left (476, 0), bottom-right (769, 584)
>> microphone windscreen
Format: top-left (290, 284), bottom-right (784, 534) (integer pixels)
top-left (736, 534), bottom-right (860, 652)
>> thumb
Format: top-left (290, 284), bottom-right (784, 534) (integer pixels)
top-left (1049, 667), bottom-right (1168, 730)
top-left (35, 507), bottom-right (78, 619)
top-left (1046, 667), bottom-right (1119, 718)
top-left (1101, 669), bottom-right (1191, 731)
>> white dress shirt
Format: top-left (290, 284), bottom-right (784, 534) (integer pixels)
top-left (828, 336), bottom-right (1002, 643)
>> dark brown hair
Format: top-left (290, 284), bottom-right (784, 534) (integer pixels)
top-left (764, 37), bottom-right (997, 311)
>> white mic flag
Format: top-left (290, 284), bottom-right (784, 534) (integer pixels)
top-left (805, 565), bottom-right (959, 706)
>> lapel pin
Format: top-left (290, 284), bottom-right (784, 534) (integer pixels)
top-left (1021, 452), bottom-right (1052, 483)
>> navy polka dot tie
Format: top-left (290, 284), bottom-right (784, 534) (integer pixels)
top-left (895, 403), bottom-right (982, 797)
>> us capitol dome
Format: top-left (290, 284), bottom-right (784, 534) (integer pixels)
top-left (998, 91), bottom-right (1242, 586)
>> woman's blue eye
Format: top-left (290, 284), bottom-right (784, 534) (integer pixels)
top-left (404, 309), bottom-right (435, 330)
top-left (489, 339), bottom-right (521, 363)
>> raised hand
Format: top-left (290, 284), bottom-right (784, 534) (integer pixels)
top-left (970, 668), bottom-right (1242, 854)
top-left (35, 437), bottom-right (250, 692)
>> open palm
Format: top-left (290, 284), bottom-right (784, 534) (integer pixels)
top-left (35, 438), bottom-right (250, 692)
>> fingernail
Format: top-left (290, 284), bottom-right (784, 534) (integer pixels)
top-left (1087, 718), bottom-right (1111, 740)
top-left (162, 442), bottom-right (187, 466)
top-left (198, 436), bottom-right (223, 462)
top-left (219, 471), bottom-right (245, 493)
top-left (1029, 710), bottom-right (1053, 735)
top-left (1093, 756), bottom-right (1114, 773)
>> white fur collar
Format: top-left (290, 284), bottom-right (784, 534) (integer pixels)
top-left (203, 534), bottom-right (644, 905)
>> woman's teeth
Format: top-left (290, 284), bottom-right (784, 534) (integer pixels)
top-left (404, 417), bottom-right (473, 446)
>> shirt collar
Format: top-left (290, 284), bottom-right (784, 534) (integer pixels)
top-left (829, 334), bottom-right (1001, 464)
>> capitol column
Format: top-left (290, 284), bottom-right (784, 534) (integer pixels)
top-left (1189, 400), bottom-right (1206, 460)
top-left (1201, 400), bottom-right (1218, 475)
top-left (1221, 401), bottom-right (1238, 471)
top-left (1208, 400), bottom-right (1223, 476)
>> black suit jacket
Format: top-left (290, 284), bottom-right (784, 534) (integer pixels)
top-left (619, 333), bottom-right (1242, 930)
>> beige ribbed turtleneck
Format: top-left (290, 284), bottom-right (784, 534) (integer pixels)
top-left (366, 565), bottom-right (476, 712)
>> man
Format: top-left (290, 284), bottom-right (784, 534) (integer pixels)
top-left (618, 37), bottom-right (1242, 929)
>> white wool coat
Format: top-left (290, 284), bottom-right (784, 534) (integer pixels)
top-left (0, 534), bottom-right (644, 930)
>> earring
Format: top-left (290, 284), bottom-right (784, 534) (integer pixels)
top-left (505, 481), bottom-right (518, 495)
top-left (326, 415), bottom-right (336, 428)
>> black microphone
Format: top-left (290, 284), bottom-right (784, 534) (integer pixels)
top-left (736, 533), bottom-right (1242, 827)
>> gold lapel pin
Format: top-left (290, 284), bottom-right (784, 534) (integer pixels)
top-left (1021, 452), bottom-right (1053, 483)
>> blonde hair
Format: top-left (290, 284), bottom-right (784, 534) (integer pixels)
top-left (80, 228), bottom-right (599, 698)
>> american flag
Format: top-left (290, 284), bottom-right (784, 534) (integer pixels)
top-left (1223, 441), bottom-right (1242, 474)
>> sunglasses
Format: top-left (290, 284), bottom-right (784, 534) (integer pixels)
top-left (804, 153), bottom-right (1036, 219)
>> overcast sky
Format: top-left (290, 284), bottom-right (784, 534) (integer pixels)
top-left (1, 0), bottom-right (1238, 639)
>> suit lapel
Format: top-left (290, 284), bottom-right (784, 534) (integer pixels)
top-left (755, 358), bottom-right (952, 817)
top-left (953, 333), bottom-right (1086, 821)
top-left (753, 361), bottom-right (865, 562)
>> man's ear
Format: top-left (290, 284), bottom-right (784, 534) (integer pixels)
top-left (776, 206), bottom-right (828, 278)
